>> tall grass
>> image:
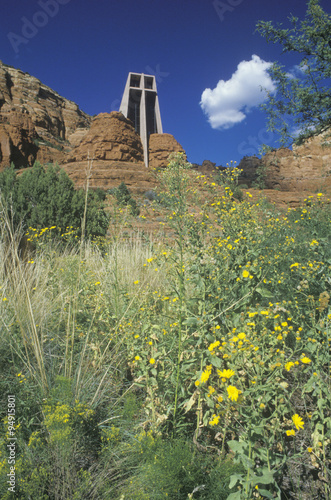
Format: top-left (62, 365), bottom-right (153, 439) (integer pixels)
top-left (0, 203), bottom-right (166, 498)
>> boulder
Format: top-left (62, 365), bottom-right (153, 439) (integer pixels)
top-left (148, 133), bottom-right (185, 169)
top-left (64, 112), bottom-right (155, 193)
top-left (66, 112), bottom-right (144, 163)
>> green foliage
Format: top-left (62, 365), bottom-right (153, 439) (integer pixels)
top-left (251, 161), bottom-right (268, 189)
top-left (256, 0), bottom-right (331, 148)
top-left (0, 386), bottom-right (98, 499)
top-left (0, 162), bottom-right (109, 238)
top-left (33, 138), bottom-right (64, 151)
top-left (114, 434), bottom-right (243, 500)
top-left (110, 181), bottom-right (140, 216)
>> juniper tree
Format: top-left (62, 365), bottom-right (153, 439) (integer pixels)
top-left (0, 163), bottom-right (109, 237)
top-left (256, 0), bottom-right (331, 148)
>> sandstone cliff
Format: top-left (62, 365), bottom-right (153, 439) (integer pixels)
top-left (67, 112), bottom-right (144, 164)
top-left (0, 60), bottom-right (90, 170)
top-left (263, 131), bottom-right (331, 192)
top-left (193, 130), bottom-right (331, 207)
top-left (237, 130), bottom-right (331, 194)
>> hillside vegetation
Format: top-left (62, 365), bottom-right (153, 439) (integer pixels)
top-left (0, 153), bottom-right (330, 499)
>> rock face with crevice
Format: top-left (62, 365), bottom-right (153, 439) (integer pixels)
top-left (0, 60), bottom-right (90, 170)
top-left (263, 132), bottom-right (331, 192)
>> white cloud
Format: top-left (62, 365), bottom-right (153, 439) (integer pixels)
top-left (286, 63), bottom-right (308, 79)
top-left (200, 54), bottom-right (276, 129)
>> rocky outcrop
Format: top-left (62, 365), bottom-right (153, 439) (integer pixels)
top-left (148, 133), bottom-right (185, 169)
top-left (263, 132), bottom-right (331, 192)
top-left (64, 160), bottom-right (155, 194)
top-left (5, 61), bottom-right (330, 205)
top-left (191, 159), bottom-right (227, 177)
top-left (0, 62), bottom-right (185, 191)
top-left (67, 112), bottom-right (144, 163)
top-left (238, 130), bottom-right (331, 193)
top-left (0, 60), bottom-right (91, 170)
top-left (237, 156), bottom-right (262, 186)
top-left (0, 112), bottom-right (38, 168)
top-left (64, 112), bottom-right (155, 193)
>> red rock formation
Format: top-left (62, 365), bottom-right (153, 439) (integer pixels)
top-left (64, 160), bottom-right (156, 194)
top-left (0, 60), bottom-right (90, 170)
top-left (3, 61), bottom-right (330, 206)
top-left (238, 130), bottom-right (331, 195)
top-left (0, 112), bottom-right (38, 168)
top-left (148, 133), bottom-right (185, 169)
top-left (67, 112), bottom-right (144, 163)
top-left (64, 112), bottom-right (155, 193)
top-left (263, 131), bottom-right (331, 192)
top-left (237, 156), bottom-right (262, 186)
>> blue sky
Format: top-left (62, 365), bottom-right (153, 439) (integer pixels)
top-left (1, 0), bottom-right (329, 166)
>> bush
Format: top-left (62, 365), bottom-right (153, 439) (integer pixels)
top-left (144, 190), bottom-right (158, 202)
top-left (116, 435), bottom-right (243, 500)
top-left (0, 163), bottom-right (110, 238)
top-left (110, 181), bottom-right (140, 216)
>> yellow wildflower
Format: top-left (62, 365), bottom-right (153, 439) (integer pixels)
top-left (200, 369), bottom-right (211, 383)
top-left (208, 340), bottom-right (220, 351)
top-left (292, 414), bottom-right (304, 430)
top-left (227, 385), bottom-right (240, 402)
top-left (209, 414), bottom-right (220, 426)
top-left (218, 369), bottom-right (235, 379)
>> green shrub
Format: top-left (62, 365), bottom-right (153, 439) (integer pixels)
top-left (115, 435), bottom-right (243, 500)
top-left (110, 181), bottom-right (140, 216)
top-left (0, 163), bottom-right (109, 238)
